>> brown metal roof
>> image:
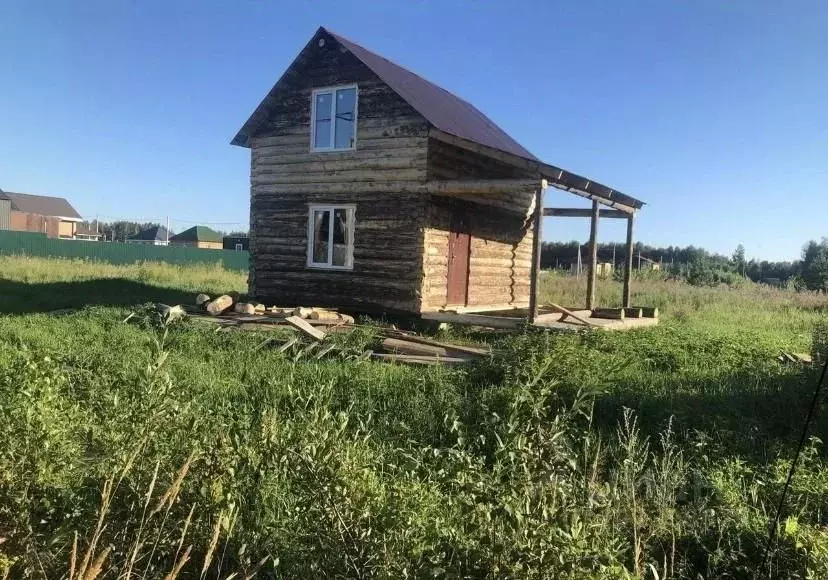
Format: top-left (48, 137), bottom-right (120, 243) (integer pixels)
top-left (3, 191), bottom-right (82, 220)
top-left (325, 29), bottom-right (538, 161)
top-left (231, 26), bottom-right (536, 160)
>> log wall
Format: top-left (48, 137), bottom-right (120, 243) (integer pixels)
top-left (421, 198), bottom-right (534, 311)
top-left (247, 29), bottom-right (430, 312)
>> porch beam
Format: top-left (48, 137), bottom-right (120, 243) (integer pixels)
top-left (528, 187), bottom-right (545, 324)
top-left (427, 178), bottom-right (540, 195)
top-left (544, 207), bottom-right (630, 219)
top-left (586, 200), bottom-right (600, 310)
top-left (623, 213), bottom-right (635, 308)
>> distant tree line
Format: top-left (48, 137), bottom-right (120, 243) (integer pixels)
top-left (542, 239), bottom-right (828, 291)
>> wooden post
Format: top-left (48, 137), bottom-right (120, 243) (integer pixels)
top-left (585, 200), bottom-right (600, 310)
top-left (528, 187), bottom-right (544, 324)
top-left (623, 213), bottom-right (635, 307)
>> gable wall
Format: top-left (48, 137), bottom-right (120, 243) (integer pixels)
top-left (248, 30), bottom-right (430, 312)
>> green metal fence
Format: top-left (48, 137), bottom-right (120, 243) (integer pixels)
top-left (0, 230), bottom-right (250, 271)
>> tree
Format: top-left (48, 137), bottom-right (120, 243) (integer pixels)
top-left (732, 244), bottom-right (746, 275)
top-left (801, 238), bottom-right (828, 291)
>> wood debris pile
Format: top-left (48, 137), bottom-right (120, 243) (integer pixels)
top-left (171, 293), bottom-right (490, 366)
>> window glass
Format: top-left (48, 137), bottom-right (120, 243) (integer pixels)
top-left (314, 92), bottom-right (332, 149)
top-left (312, 209), bottom-right (330, 264)
top-left (334, 87), bottom-right (357, 149)
top-left (332, 208), bottom-right (351, 267)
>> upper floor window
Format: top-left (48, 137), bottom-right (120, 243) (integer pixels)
top-left (311, 85), bottom-right (358, 151)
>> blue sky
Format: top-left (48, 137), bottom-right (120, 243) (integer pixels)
top-left (0, 1), bottom-right (825, 260)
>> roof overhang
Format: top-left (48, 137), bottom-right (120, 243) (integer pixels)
top-left (429, 128), bottom-right (645, 213)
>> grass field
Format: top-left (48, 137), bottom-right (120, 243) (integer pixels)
top-left (1, 256), bottom-right (827, 578)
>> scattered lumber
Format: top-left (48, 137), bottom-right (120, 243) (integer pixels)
top-left (592, 308), bottom-right (625, 320)
top-left (546, 303), bottom-right (594, 327)
top-left (250, 302), bottom-right (266, 313)
top-left (382, 338), bottom-right (461, 358)
top-left (779, 352), bottom-right (813, 365)
top-left (421, 311), bottom-right (524, 330)
top-left (309, 308), bottom-right (340, 321)
top-left (206, 295), bottom-right (234, 316)
top-left (284, 315), bottom-right (327, 341)
top-left (381, 330), bottom-right (491, 357)
top-left (293, 306), bottom-right (314, 319)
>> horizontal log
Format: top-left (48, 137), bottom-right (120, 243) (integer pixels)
top-left (253, 154), bottom-right (427, 175)
top-left (428, 178), bottom-right (540, 195)
top-left (544, 207), bottom-right (630, 219)
top-left (252, 168), bottom-right (426, 185)
top-left (252, 137), bottom-right (428, 158)
top-left (253, 181), bottom-right (430, 196)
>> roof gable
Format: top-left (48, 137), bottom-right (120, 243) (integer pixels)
top-left (130, 225), bottom-right (170, 242)
top-left (231, 27), bottom-right (535, 160)
top-left (2, 191), bottom-right (82, 220)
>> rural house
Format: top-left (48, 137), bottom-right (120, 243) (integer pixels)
top-left (169, 226), bottom-right (223, 249)
top-left (0, 189), bottom-right (83, 239)
top-left (223, 235), bottom-right (249, 251)
top-left (232, 27), bottom-right (645, 320)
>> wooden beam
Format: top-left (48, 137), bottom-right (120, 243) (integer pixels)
top-left (586, 200), bottom-right (600, 310)
top-left (623, 214), bottom-right (635, 308)
top-left (528, 187), bottom-right (544, 324)
top-left (544, 207), bottom-right (630, 219)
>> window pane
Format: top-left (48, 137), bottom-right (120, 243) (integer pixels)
top-left (312, 210), bottom-right (330, 264)
top-left (334, 87), bottom-right (356, 149)
top-left (314, 92), bottom-right (332, 149)
top-left (332, 208), bottom-right (351, 266)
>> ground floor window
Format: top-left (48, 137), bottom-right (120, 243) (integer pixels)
top-left (307, 204), bottom-right (355, 269)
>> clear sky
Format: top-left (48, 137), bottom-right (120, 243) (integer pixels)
top-left (1, 1), bottom-right (825, 260)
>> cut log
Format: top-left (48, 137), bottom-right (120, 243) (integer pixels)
top-left (285, 315), bottom-right (327, 341)
top-left (421, 311), bottom-right (524, 330)
top-left (309, 309), bottom-right (340, 321)
top-left (293, 306), bottom-right (314, 319)
top-left (206, 295), bottom-right (234, 316)
top-left (383, 337), bottom-right (461, 358)
top-left (195, 294), bottom-right (211, 306)
top-left (250, 302), bottom-right (266, 313)
top-left (623, 308), bottom-right (643, 319)
top-left (234, 303), bottom-right (257, 315)
top-left (638, 307), bottom-right (660, 319)
top-left (592, 308), bottom-right (625, 320)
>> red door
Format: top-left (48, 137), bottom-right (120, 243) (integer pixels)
top-left (446, 211), bottom-right (470, 306)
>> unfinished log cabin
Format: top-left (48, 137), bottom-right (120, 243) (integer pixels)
top-left (232, 27), bottom-right (645, 320)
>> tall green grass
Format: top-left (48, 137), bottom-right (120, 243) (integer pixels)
top-left (1, 257), bottom-right (827, 578)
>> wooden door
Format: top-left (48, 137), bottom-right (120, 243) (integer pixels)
top-left (446, 211), bottom-right (471, 306)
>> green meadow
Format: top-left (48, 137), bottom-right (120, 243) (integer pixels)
top-left (1, 256), bottom-right (827, 578)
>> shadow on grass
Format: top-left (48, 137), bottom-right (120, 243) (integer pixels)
top-left (0, 278), bottom-right (197, 314)
top-left (583, 366), bottom-right (825, 459)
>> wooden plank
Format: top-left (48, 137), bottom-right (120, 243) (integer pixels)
top-left (546, 303), bottom-right (595, 327)
top-left (284, 316), bottom-right (327, 341)
top-left (382, 331), bottom-right (490, 356)
top-left (371, 353), bottom-right (470, 365)
top-left (428, 178), bottom-right (540, 195)
top-left (586, 200), bottom-right (600, 310)
top-left (623, 215), bottom-right (635, 308)
top-left (544, 207), bottom-right (629, 219)
top-left (623, 307), bottom-right (643, 319)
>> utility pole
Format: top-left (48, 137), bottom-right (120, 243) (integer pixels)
top-left (577, 244), bottom-right (583, 277)
top-left (166, 216), bottom-right (170, 245)
top-left (612, 243), bottom-right (617, 268)
top-left (638, 250), bottom-right (642, 270)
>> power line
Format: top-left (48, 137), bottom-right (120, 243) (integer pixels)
top-left (761, 356), bottom-right (828, 577)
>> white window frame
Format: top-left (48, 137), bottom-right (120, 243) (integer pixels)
top-left (310, 84), bottom-right (359, 152)
top-left (306, 204), bottom-right (356, 270)
top-left (234, 242), bottom-right (244, 251)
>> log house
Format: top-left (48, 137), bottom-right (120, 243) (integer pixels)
top-left (232, 27), bottom-right (645, 319)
